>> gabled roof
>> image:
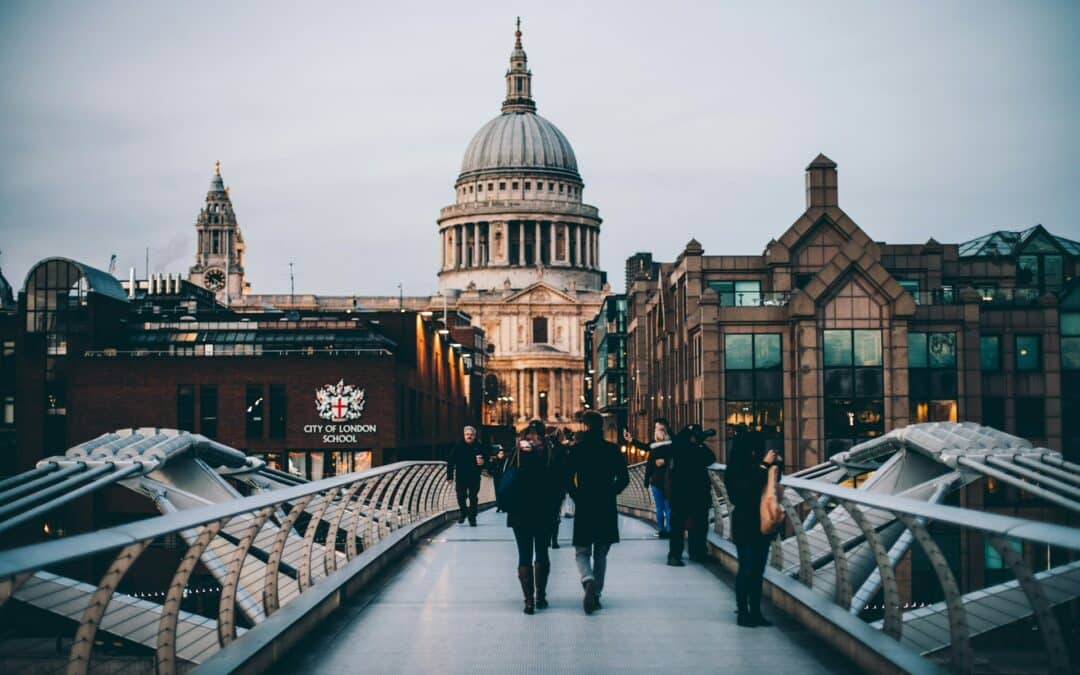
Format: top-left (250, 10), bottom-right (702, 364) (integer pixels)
top-left (500, 282), bottom-right (578, 305)
top-left (958, 225), bottom-right (1080, 257)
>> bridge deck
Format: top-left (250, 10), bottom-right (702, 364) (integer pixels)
top-left (275, 509), bottom-right (858, 674)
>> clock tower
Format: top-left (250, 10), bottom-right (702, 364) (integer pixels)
top-left (188, 161), bottom-right (247, 302)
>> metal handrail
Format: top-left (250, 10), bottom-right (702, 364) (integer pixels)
top-left (0, 460), bottom-right (490, 675)
top-left (617, 460), bottom-right (1080, 674)
top-left (0, 461), bottom-right (440, 575)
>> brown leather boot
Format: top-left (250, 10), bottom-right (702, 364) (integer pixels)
top-left (517, 566), bottom-right (535, 615)
top-left (534, 562), bottom-right (550, 609)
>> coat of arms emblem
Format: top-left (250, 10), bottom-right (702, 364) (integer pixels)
top-left (315, 380), bottom-right (365, 422)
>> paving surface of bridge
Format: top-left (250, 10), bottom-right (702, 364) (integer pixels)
top-left (273, 509), bottom-right (859, 675)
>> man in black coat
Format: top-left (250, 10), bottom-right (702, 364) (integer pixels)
top-left (666, 424), bottom-right (717, 566)
top-left (446, 425), bottom-right (486, 526)
top-left (569, 412), bottom-right (630, 614)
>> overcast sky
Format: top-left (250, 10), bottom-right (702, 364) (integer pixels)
top-left (1, 1), bottom-right (1077, 295)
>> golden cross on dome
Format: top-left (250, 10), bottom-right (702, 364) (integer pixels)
top-left (214, 160), bottom-right (221, 176)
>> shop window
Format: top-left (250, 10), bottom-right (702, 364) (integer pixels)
top-left (246, 384), bottom-right (264, 439)
top-left (980, 335), bottom-right (1001, 372)
top-left (1015, 398), bottom-right (1045, 438)
top-left (1015, 335), bottom-right (1041, 371)
top-left (288, 451), bottom-right (307, 478)
top-left (199, 385), bottom-right (218, 439)
top-left (177, 385), bottom-right (195, 431)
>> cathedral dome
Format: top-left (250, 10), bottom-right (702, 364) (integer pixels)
top-left (458, 112), bottom-right (579, 182)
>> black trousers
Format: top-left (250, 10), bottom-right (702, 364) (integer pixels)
top-left (512, 526), bottom-right (551, 566)
top-left (668, 505), bottom-right (708, 560)
top-left (735, 538), bottom-right (771, 615)
top-left (456, 482), bottom-right (479, 522)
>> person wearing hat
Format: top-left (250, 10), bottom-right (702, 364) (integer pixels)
top-left (666, 424), bottom-right (717, 566)
top-left (569, 411), bottom-right (629, 614)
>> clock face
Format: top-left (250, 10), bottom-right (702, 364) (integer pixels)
top-left (204, 268), bottom-right (226, 291)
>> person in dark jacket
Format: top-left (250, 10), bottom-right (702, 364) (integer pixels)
top-left (548, 429), bottom-right (571, 548)
top-left (487, 447), bottom-right (509, 513)
top-left (506, 420), bottom-right (565, 614)
top-left (446, 426), bottom-right (486, 526)
top-left (569, 411), bottom-right (630, 614)
top-left (623, 418), bottom-right (674, 538)
top-left (666, 424), bottom-right (716, 566)
top-left (725, 431), bottom-right (779, 627)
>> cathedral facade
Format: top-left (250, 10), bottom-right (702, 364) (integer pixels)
top-left (436, 24), bottom-right (609, 428)
top-left (189, 24), bottom-right (609, 431)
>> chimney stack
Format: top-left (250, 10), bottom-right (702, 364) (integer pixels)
top-left (805, 153), bottom-right (838, 209)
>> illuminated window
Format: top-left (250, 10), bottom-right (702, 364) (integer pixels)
top-left (824, 330), bottom-right (884, 456)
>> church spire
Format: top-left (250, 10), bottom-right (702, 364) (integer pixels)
top-left (501, 18), bottom-right (535, 113)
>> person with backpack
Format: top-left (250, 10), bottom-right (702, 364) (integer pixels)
top-left (724, 430), bottom-right (781, 627)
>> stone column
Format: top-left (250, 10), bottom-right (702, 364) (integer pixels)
top-left (593, 229), bottom-right (599, 268)
top-left (455, 224), bottom-right (464, 268)
top-left (535, 222), bottom-right (542, 265)
top-left (575, 225), bottom-right (582, 267)
top-left (518, 222), bottom-right (526, 266)
top-left (532, 370), bottom-right (539, 419)
top-left (548, 222), bottom-right (556, 264)
top-left (585, 227), bottom-right (592, 269)
top-left (468, 224), bottom-right (477, 270)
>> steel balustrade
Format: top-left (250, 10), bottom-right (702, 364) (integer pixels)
top-left (0, 461), bottom-right (489, 675)
top-left (617, 461), bottom-right (1080, 674)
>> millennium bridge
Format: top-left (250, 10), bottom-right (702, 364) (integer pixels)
top-left (0, 422), bottom-right (1077, 674)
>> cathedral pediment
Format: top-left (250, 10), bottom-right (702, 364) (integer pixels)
top-left (502, 282), bottom-right (578, 305)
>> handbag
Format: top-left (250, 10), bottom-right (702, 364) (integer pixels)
top-left (497, 465), bottom-right (522, 513)
top-left (759, 465), bottom-right (785, 536)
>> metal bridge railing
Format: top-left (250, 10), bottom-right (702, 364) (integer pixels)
top-left (617, 461), bottom-right (1080, 674)
top-left (0, 461), bottom-right (491, 675)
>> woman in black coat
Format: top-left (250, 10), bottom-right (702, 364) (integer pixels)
top-left (505, 420), bottom-right (565, 614)
top-left (724, 430), bottom-right (779, 627)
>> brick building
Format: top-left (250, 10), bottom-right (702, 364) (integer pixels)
top-left (584, 294), bottom-right (629, 442)
top-left (626, 154), bottom-right (1080, 470)
top-left (10, 257), bottom-right (480, 485)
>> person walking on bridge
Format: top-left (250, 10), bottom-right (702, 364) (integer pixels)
top-left (505, 420), bottom-right (565, 614)
top-left (569, 411), bottom-right (630, 614)
top-left (447, 425), bottom-right (486, 526)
